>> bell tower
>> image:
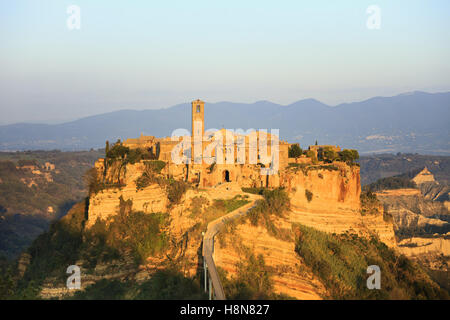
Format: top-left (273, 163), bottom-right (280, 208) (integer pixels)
top-left (191, 99), bottom-right (205, 164)
top-left (191, 99), bottom-right (205, 139)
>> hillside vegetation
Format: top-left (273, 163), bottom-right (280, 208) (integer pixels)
top-left (0, 197), bottom-right (208, 299)
top-left (0, 149), bottom-right (102, 259)
top-left (364, 175), bottom-right (417, 192)
top-left (294, 224), bottom-right (449, 299)
top-left (68, 270), bottom-right (206, 300)
top-left (0, 175), bottom-right (254, 299)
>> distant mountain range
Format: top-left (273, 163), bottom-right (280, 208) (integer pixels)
top-left (1, 91), bottom-right (449, 154)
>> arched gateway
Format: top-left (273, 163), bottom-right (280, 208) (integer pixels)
top-left (223, 170), bottom-right (230, 182)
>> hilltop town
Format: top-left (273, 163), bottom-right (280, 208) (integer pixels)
top-left (2, 1), bottom-right (449, 307)
top-left (70, 100), bottom-right (406, 299)
top-left (2, 101), bottom-right (447, 301)
top-left (86, 100), bottom-right (363, 230)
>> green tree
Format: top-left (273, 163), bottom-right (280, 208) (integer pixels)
top-left (305, 150), bottom-right (318, 164)
top-left (322, 147), bottom-right (337, 163)
top-left (288, 144), bottom-right (302, 158)
top-left (85, 167), bottom-right (102, 195)
top-left (222, 253), bottom-right (274, 299)
top-left (105, 140), bottom-right (131, 183)
top-left (167, 180), bottom-right (188, 205)
top-left (339, 149), bottom-right (359, 163)
top-left (351, 149), bottom-right (359, 161)
top-left (0, 266), bottom-right (16, 299)
top-left (106, 140), bottom-right (129, 160)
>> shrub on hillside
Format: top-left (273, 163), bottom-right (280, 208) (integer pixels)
top-left (97, 197), bottom-right (170, 264)
top-left (262, 188), bottom-right (290, 215)
top-left (20, 202), bottom-right (86, 287)
top-left (305, 150), bottom-right (318, 164)
top-left (135, 160), bottom-right (166, 190)
top-left (136, 270), bottom-right (206, 299)
top-left (69, 270), bottom-right (206, 300)
top-left (166, 179), bottom-right (188, 206)
top-left (360, 190), bottom-right (382, 215)
top-left (247, 188), bottom-right (290, 239)
top-left (143, 160), bottom-right (166, 174)
top-left (242, 187), bottom-right (265, 195)
top-left (305, 189), bottom-right (313, 202)
top-left (294, 224), bottom-right (449, 300)
top-left (220, 253), bottom-right (274, 300)
top-left (194, 195), bottom-right (250, 228)
top-left (363, 176), bottom-right (416, 192)
top-left (85, 168), bottom-right (102, 195)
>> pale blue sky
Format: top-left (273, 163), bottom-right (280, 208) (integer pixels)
top-left (1, 0), bottom-right (449, 124)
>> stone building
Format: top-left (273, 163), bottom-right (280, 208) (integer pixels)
top-left (120, 99), bottom-right (290, 188)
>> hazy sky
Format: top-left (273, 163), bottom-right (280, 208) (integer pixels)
top-left (1, 0), bottom-right (449, 124)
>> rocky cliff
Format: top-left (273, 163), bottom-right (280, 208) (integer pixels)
top-left (214, 217), bottom-right (327, 300)
top-left (76, 159), bottom-right (399, 299)
top-left (87, 162), bottom-right (169, 227)
top-left (213, 163), bottom-right (397, 299)
top-left (282, 163), bottom-right (361, 214)
top-left (283, 163), bottom-right (396, 246)
top-left (370, 168), bottom-right (450, 288)
top-left (376, 188), bottom-right (450, 236)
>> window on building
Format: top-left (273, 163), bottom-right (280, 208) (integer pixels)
top-left (196, 105), bottom-right (201, 113)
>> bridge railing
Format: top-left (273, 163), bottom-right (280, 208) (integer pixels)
top-left (202, 200), bottom-right (257, 300)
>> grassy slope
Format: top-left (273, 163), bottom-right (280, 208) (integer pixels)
top-left (294, 224), bottom-right (449, 299)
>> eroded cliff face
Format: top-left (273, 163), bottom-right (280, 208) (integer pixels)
top-left (282, 163), bottom-right (396, 247)
top-left (84, 159), bottom-right (398, 300)
top-left (213, 163), bottom-right (397, 300)
top-left (282, 163), bottom-right (361, 214)
top-left (87, 184), bottom-right (168, 228)
top-left (375, 188), bottom-right (450, 234)
top-left (374, 187), bottom-right (450, 281)
top-left (88, 164), bottom-right (257, 278)
top-left (397, 237), bottom-right (450, 257)
top-left (87, 162), bottom-right (168, 227)
top-left (214, 217), bottom-right (327, 300)
top-left (213, 189), bottom-right (396, 300)
top-left (88, 161), bottom-right (363, 228)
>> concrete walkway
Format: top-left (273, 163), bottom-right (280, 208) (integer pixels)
top-left (202, 196), bottom-right (259, 300)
